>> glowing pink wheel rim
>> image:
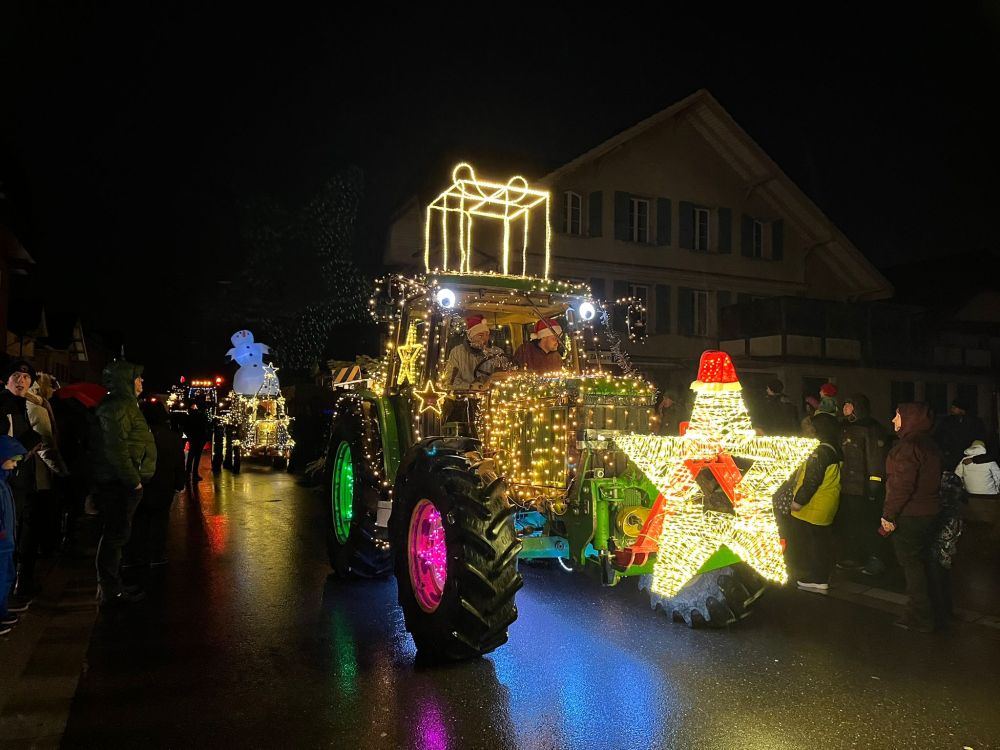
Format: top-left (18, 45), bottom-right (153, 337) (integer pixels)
top-left (408, 499), bottom-right (448, 613)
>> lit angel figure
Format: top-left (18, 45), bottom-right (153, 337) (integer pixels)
top-left (616, 351), bottom-right (817, 599)
top-left (227, 330), bottom-right (271, 396)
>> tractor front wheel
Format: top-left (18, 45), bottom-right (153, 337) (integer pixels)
top-left (390, 439), bottom-right (522, 661)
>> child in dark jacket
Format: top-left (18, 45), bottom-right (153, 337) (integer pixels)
top-left (1, 435), bottom-right (27, 635)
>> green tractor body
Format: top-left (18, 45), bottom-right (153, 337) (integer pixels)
top-left (324, 270), bottom-right (773, 659)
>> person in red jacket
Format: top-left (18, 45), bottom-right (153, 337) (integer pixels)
top-left (881, 402), bottom-right (943, 632)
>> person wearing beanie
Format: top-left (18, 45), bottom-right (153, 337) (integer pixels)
top-left (836, 393), bottom-right (889, 575)
top-left (785, 412), bottom-right (843, 593)
top-left (513, 319), bottom-right (564, 373)
top-left (444, 315), bottom-right (509, 389)
top-left (933, 398), bottom-right (988, 470)
top-left (0, 357), bottom-right (43, 609)
top-left (756, 378), bottom-right (799, 435)
top-left (819, 383), bottom-right (838, 399)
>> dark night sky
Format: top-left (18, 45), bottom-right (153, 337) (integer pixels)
top-left (1, 4), bottom-right (998, 386)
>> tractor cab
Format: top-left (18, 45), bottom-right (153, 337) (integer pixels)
top-left (385, 272), bottom-right (600, 440)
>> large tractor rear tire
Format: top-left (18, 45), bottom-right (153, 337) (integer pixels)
top-left (390, 438), bottom-right (523, 661)
top-left (324, 409), bottom-right (391, 578)
top-left (640, 562), bottom-right (767, 627)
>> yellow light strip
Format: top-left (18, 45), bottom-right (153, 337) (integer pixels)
top-left (424, 163), bottom-right (552, 278)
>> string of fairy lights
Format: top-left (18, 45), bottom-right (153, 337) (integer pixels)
top-left (424, 163), bottom-right (552, 278)
top-left (224, 365), bottom-right (295, 458)
top-left (481, 373), bottom-right (657, 502)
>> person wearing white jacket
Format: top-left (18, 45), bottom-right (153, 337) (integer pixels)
top-left (954, 441), bottom-right (1000, 496)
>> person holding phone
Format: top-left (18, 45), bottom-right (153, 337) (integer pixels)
top-left (881, 402), bottom-right (943, 632)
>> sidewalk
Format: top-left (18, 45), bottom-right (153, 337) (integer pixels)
top-left (826, 517), bottom-right (1000, 630)
top-left (0, 522), bottom-right (100, 749)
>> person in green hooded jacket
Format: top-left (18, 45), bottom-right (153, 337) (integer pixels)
top-left (91, 360), bottom-right (156, 605)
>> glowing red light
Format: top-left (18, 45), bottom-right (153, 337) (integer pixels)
top-left (696, 350), bottom-right (738, 384)
top-left (180, 376), bottom-right (186, 384)
top-left (215, 376), bottom-right (223, 385)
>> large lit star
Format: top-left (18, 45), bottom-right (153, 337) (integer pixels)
top-left (616, 352), bottom-right (817, 598)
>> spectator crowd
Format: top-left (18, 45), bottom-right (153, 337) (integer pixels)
top-left (1, 355), bottom-right (188, 636)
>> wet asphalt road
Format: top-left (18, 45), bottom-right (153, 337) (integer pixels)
top-left (59, 463), bottom-right (1000, 750)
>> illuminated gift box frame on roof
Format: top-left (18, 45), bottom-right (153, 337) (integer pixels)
top-left (424, 163), bottom-right (552, 279)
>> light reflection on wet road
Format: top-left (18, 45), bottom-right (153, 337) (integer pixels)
top-left (61, 464), bottom-right (1000, 749)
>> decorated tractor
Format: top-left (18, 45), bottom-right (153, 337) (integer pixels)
top-left (221, 331), bottom-right (295, 473)
top-left (324, 165), bottom-right (817, 661)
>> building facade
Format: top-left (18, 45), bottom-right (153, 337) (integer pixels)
top-left (384, 90), bottom-right (997, 432)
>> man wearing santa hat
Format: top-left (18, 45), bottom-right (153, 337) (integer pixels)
top-left (445, 315), bottom-right (508, 389)
top-left (513, 319), bottom-right (563, 373)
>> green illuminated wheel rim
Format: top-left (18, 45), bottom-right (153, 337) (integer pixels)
top-left (331, 441), bottom-right (354, 545)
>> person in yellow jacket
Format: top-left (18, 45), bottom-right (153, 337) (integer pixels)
top-left (788, 412), bottom-right (843, 593)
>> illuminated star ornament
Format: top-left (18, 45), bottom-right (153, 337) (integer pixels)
top-left (616, 351), bottom-right (817, 598)
top-left (414, 379), bottom-right (447, 416)
top-left (395, 322), bottom-right (424, 386)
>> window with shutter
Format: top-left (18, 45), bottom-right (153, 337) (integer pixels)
top-left (628, 198), bottom-right (650, 243)
top-left (588, 191), bottom-right (603, 237)
top-left (655, 284), bottom-right (671, 334)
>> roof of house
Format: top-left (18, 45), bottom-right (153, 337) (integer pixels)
top-left (540, 89), bottom-right (893, 301)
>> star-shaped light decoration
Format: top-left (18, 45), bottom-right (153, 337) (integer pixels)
top-left (616, 351), bottom-right (817, 598)
top-left (414, 379), bottom-right (447, 416)
top-left (395, 322), bottom-right (424, 386)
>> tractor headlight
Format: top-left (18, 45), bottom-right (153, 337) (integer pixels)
top-left (579, 301), bottom-right (596, 321)
top-left (436, 288), bottom-right (456, 309)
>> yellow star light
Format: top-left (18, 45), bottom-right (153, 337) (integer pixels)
top-left (395, 323), bottom-right (424, 386)
top-left (615, 353), bottom-right (817, 598)
top-left (414, 379), bottom-right (447, 416)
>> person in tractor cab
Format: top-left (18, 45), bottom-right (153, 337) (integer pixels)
top-left (513, 319), bottom-right (563, 373)
top-left (445, 315), bottom-right (508, 389)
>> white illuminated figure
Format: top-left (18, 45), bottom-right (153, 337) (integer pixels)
top-left (226, 330), bottom-right (272, 395)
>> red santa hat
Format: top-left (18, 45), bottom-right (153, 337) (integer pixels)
top-left (819, 382), bottom-right (838, 398)
top-left (466, 315), bottom-right (489, 338)
top-left (531, 319), bottom-right (562, 340)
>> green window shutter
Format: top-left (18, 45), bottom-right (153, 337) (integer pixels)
top-left (655, 284), bottom-right (671, 334)
top-left (772, 219), bottom-right (784, 260)
top-left (614, 192), bottom-right (630, 241)
top-left (557, 191), bottom-right (567, 234)
top-left (741, 214), bottom-right (754, 257)
top-left (590, 277), bottom-right (606, 300)
top-left (588, 191), bottom-right (603, 237)
top-left (678, 287), bottom-right (694, 336)
top-left (718, 208), bottom-right (732, 253)
top-left (655, 198), bottom-right (672, 245)
top-left (717, 291), bottom-right (733, 339)
top-left (678, 201), bottom-right (694, 249)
